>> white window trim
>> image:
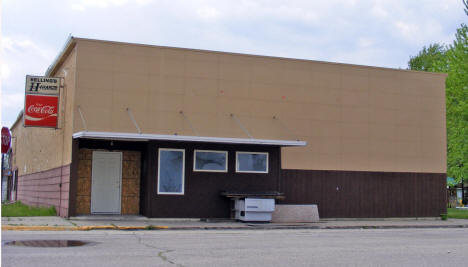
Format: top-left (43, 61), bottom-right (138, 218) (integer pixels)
top-left (193, 150), bottom-right (228, 173)
top-left (157, 148), bottom-right (185, 195)
top-left (235, 151), bottom-right (269, 174)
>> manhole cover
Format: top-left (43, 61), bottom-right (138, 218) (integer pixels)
top-left (5, 240), bottom-right (93, 247)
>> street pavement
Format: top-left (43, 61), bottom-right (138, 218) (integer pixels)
top-left (2, 228), bottom-right (468, 266)
top-left (3, 216), bottom-right (468, 230)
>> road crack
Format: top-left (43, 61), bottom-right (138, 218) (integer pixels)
top-left (133, 233), bottom-right (184, 267)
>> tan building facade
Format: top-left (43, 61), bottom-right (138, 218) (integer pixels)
top-left (10, 37), bottom-right (447, 218)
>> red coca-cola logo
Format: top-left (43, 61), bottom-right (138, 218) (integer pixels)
top-left (27, 104), bottom-right (56, 115)
top-left (24, 95), bottom-right (59, 127)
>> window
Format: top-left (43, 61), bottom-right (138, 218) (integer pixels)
top-left (193, 150), bottom-right (228, 172)
top-left (236, 152), bottom-right (268, 173)
top-left (158, 148), bottom-right (185, 195)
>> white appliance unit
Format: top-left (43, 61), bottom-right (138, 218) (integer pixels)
top-left (235, 198), bottom-right (275, 222)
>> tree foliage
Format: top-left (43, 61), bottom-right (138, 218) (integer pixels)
top-left (464, 0), bottom-right (468, 16)
top-left (442, 24), bottom-right (468, 184)
top-left (408, 3), bottom-right (468, 184)
top-left (408, 43), bottom-right (446, 71)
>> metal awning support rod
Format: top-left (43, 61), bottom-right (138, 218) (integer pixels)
top-left (180, 111), bottom-right (199, 136)
top-left (230, 114), bottom-right (253, 139)
top-left (273, 116), bottom-right (299, 141)
top-left (126, 108), bottom-right (142, 134)
top-left (77, 106), bottom-right (88, 132)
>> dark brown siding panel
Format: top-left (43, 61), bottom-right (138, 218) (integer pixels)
top-left (73, 138), bottom-right (446, 218)
top-left (147, 141), bottom-right (280, 218)
top-left (68, 138), bottom-right (79, 217)
top-left (280, 169), bottom-right (446, 218)
top-left (17, 164), bottom-right (71, 217)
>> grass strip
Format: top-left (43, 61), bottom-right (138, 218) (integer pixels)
top-left (447, 208), bottom-right (468, 219)
top-left (2, 201), bottom-right (56, 217)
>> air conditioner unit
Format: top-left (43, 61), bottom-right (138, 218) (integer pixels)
top-left (234, 198), bottom-right (275, 222)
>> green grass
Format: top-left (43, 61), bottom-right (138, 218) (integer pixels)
top-left (1, 201), bottom-right (56, 217)
top-left (447, 208), bottom-right (468, 219)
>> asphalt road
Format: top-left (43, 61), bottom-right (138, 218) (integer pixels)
top-left (2, 228), bottom-right (468, 267)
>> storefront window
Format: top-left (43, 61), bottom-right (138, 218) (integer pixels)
top-left (194, 150), bottom-right (228, 172)
top-left (236, 152), bottom-right (268, 173)
top-left (158, 148), bottom-right (185, 195)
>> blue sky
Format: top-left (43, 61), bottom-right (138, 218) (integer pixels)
top-left (1, 0), bottom-right (467, 127)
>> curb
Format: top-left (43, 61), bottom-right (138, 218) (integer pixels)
top-left (3, 224), bottom-right (468, 231)
top-left (320, 225), bottom-right (468, 230)
top-left (2, 226), bottom-right (74, 231)
top-left (2, 225), bottom-right (169, 231)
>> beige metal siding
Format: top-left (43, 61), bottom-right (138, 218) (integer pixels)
top-left (73, 39), bottom-right (446, 173)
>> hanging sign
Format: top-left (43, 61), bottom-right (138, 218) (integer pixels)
top-left (1, 127), bottom-right (11, 154)
top-left (25, 75), bottom-right (60, 95)
top-left (24, 95), bottom-right (59, 127)
top-left (24, 75), bottom-right (61, 128)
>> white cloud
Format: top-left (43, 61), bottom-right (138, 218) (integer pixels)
top-left (0, 92), bottom-right (24, 127)
top-left (2, 36), bottom-right (55, 60)
top-left (395, 21), bottom-right (420, 42)
top-left (1, 93), bottom-right (23, 109)
top-left (371, 4), bottom-right (388, 18)
top-left (71, 0), bottom-right (152, 11)
top-left (358, 37), bottom-right (375, 48)
top-left (196, 6), bottom-right (221, 21)
top-left (1, 35), bottom-right (56, 126)
top-left (1, 64), bottom-right (11, 81)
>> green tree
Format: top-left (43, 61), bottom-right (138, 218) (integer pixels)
top-left (440, 24), bottom-right (468, 185)
top-left (408, 3), bottom-right (468, 185)
top-left (408, 43), bottom-right (446, 71)
top-left (464, 0), bottom-right (468, 16)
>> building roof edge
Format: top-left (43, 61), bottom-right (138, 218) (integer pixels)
top-left (70, 36), bottom-right (448, 77)
top-left (10, 110), bottom-right (23, 130)
top-left (45, 36), bottom-right (76, 77)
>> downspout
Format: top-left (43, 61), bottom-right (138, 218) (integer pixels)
top-left (68, 46), bottom-right (79, 217)
top-left (55, 62), bottom-right (70, 216)
top-left (277, 146), bottom-right (282, 201)
top-left (58, 75), bottom-right (67, 217)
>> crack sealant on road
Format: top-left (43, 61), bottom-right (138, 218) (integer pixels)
top-left (132, 232), bottom-right (185, 267)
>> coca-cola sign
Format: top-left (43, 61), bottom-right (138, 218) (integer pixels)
top-left (24, 95), bottom-right (59, 127)
top-left (1, 127), bottom-right (11, 154)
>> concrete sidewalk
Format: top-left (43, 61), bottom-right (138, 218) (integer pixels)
top-left (3, 216), bottom-right (468, 231)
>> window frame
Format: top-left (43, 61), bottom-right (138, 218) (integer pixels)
top-left (193, 149), bottom-right (228, 173)
top-left (235, 151), bottom-right (269, 174)
top-left (157, 148), bottom-right (185, 195)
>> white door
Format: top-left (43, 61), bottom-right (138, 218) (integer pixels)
top-left (91, 151), bottom-right (122, 214)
